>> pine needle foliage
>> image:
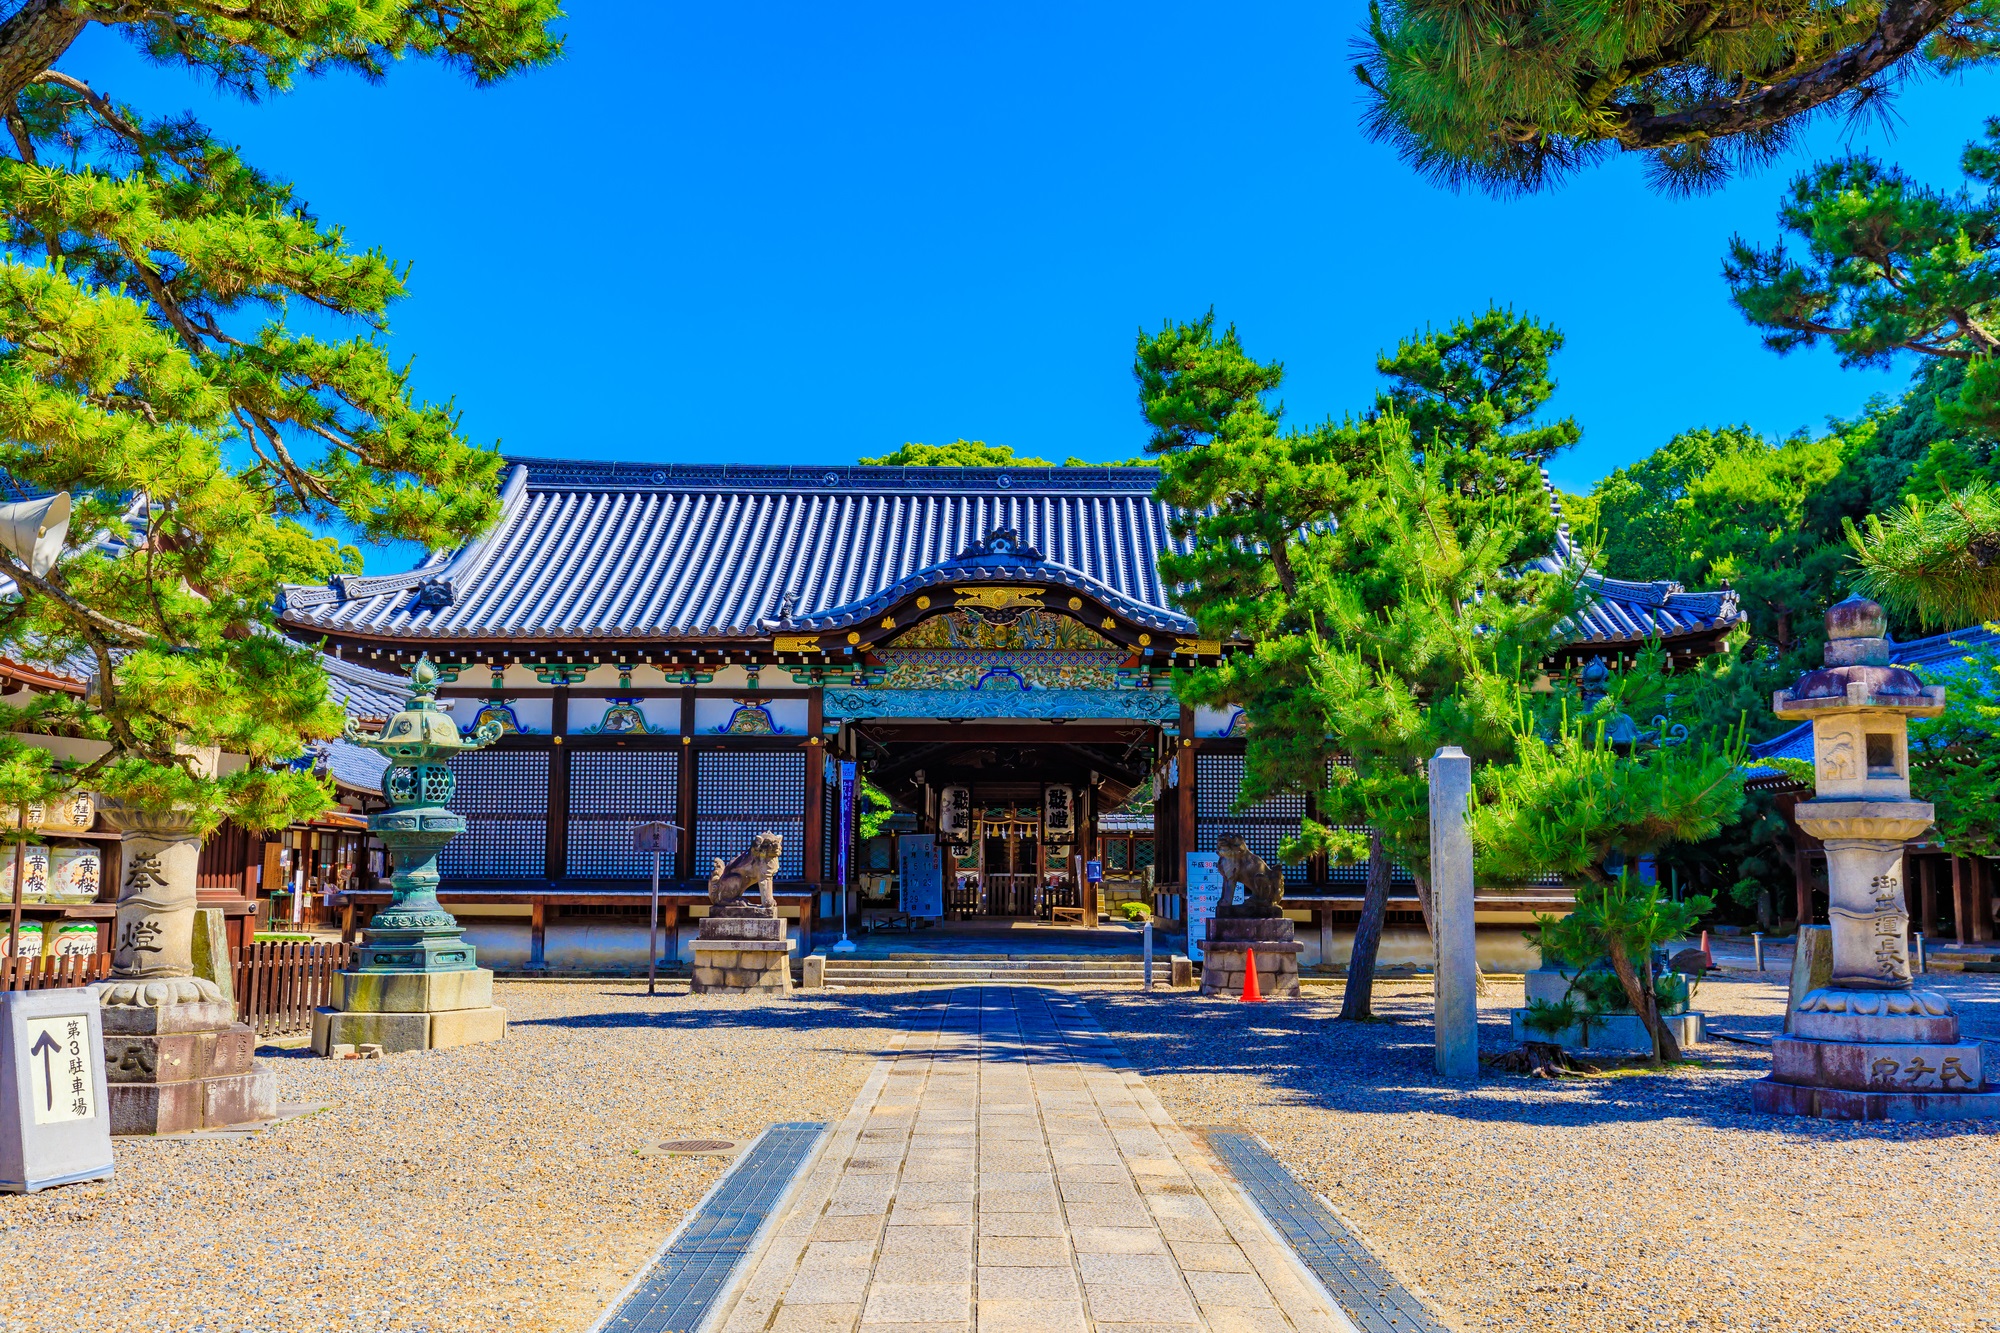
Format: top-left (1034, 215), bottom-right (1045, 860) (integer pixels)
top-left (1144, 312), bottom-right (1608, 1012)
top-left (1848, 486), bottom-right (2000, 627)
top-left (0, 3), bottom-right (561, 833)
top-left (1357, 0), bottom-right (2000, 195)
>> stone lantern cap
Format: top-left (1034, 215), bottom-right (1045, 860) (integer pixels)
top-left (1774, 594), bottom-right (1944, 721)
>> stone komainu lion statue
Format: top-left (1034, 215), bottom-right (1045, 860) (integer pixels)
top-left (709, 831), bottom-right (783, 913)
top-left (1215, 835), bottom-right (1285, 918)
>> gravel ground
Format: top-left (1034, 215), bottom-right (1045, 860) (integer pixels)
top-left (0, 982), bottom-right (920, 1333)
top-left (1085, 970), bottom-right (2000, 1333)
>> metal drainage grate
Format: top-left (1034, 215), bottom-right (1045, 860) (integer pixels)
top-left (1207, 1128), bottom-right (1450, 1333)
top-left (596, 1122), bottom-right (827, 1333)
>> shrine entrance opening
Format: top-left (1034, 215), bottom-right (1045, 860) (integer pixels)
top-left (851, 720), bottom-right (1168, 921)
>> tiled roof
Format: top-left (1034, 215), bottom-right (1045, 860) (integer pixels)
top-left (280, 461), bottom-right (1193, 640)
top-left (278, 458), bottom-right (1745, 649)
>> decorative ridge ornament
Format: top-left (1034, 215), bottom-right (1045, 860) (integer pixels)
top-left (342, 654), bottom-right (502, 973)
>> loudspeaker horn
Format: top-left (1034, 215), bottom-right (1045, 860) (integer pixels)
top-left (0, 492), bottom-right (71, 578)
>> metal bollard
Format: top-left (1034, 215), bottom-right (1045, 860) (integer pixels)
top-left (1915, 931), bottom-right (1927, 975)
top-left (1752, 932), bottom-right (1764, 972)
top-left (1143, 920), bottom-right (1154, 991)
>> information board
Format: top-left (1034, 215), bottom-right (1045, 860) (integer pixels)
top-left (898, 834), bottom-right (944, 918)
top-left (1185, 851), bottom-right (1224, 964)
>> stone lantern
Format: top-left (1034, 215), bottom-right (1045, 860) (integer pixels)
top-left (310, 656), bottom-right (510, 1055)
top-left (1753, 595), bottom-right (2000, 1118)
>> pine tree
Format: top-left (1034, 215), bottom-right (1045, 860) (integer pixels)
top-left (0, 4), bottom-right (560, 833)
top-left (1726, 123), bottom-right (2000, 625)
top-left (1359, 0), bottom-right (1999, 193)
top-left (1142, 310), bottom-right (1744, 1023)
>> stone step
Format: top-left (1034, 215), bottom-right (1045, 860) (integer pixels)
top-left (822, 968), bottom-right (1143, 979)
top-left (820, 972), bottom-right (1152, 980)
top-left (819, 955), bottom-right (1146, 967)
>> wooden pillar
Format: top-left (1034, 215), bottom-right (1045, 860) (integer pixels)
top-left (1920, 855), bottom-right (1937, 939)
top-left (546, 690), bottom-right (570, 882)
top-left (1177, 706), bottom-right (1197, 886)
top-left (529, 898), bottom-right (546, 969)
top-left (339, 900), bottom-right (357, 945)
top-left (1793, 838), bottom-right (1812, 926)
top-left (678, 689), bottom-right (697, 880)
top-left (661, 902), bottom-right (680, 964)
top-left (1953, 855), bottom-right (1972, 945)
top-left (1977, 858), bottom-right (1995, 943)
top-left (803, 691), bottom-right (825, 888)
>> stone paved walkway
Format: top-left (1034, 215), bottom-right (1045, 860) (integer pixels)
top-left (714, 987), bottom-right (1359, 1333)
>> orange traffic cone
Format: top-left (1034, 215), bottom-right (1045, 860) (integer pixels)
top-left (1700, 929), bottom-right (1716, 970)
top-left (1240, 947), bottom-right (1264, 1003)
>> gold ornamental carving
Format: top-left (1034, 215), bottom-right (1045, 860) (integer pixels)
top-left (774, 635), bottom-right (822, 654)
top-left (952, 585), bottom-right (1044, 611)
top-left (1176, 637), bottom-right (1222, 655)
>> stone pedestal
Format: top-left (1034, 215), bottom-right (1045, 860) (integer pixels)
top-left (691, 910), bottom-right (794, 994)
top-left (1752, 989), bottom-right (2000, 1120)
top-left (103, 1001), bottom-right (277, 1135)
top-left (1199, 918), bottom-right (1300, 998)
top-left (312, 967), bottom-right (506, 1055)
top-left (1511, 966), bottom-right (1707, 1053)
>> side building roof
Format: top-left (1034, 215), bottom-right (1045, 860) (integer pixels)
top-left (277, 458), bottom-right (1744, 656)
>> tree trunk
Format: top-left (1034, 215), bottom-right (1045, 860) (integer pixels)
top-left (0, 0), bottom-right (87, 105)
top-left (1340, 832), bottom-right (1391, 1020)
top-left (1606, 943), bottom-right (1681, 1065)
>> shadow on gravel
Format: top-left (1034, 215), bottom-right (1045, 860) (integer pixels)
top-left (1079, 982), bottom-right (2000, 1139)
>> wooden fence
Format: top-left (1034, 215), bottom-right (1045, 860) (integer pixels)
top-left (0, 942), bottom-right (351, 1039)
top-left (0, 952), bottom-right (114, 990)
top-left (234, 941), bottom-right (352, 1038)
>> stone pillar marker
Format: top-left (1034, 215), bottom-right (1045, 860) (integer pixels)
top-left (312, 656), bottom-right (510, 1055)
top-left (98, 799), bottom-right (275, 1134)
top-left (1430, 745), bottom-right (1478, 1078)
top-left (1754, 595), bottom-right (2000, 1118)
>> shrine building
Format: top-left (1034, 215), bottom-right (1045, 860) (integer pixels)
top-left (277, 459), bottom-right (1743, 971)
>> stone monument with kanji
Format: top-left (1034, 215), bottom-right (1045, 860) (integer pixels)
top-left (1753, 595), bottom-right (2000, 1119)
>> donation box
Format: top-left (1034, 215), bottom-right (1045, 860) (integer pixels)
top-left (1, 988), bottom-right (114, 1193)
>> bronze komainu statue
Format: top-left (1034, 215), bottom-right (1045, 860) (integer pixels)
top-left (708, 832), bottom-right (783, 914)
top-left (1215, 834), bottom-right (1285, 918)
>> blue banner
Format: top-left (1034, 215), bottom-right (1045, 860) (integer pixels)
top-left (837, 761), bottom-right (856, 888)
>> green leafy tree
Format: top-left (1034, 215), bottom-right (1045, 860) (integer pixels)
top-left (860, 440), bottom-right (1052, 467)
top-left (1358, 0), bottom-right (2000, 193)
top-left (0, 3), bottom-right (560, 834)
top-left (1588, 425), bottom-right (1849, 654)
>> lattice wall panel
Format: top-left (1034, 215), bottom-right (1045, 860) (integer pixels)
top-left (440, 750), bottom-right (549, 880)
top-left (567, 750), bottom-right (680, 878)
top-left (1195, 752), bottom-right (1308, 883)
top-left (696, 751), bottom-right (805, 880)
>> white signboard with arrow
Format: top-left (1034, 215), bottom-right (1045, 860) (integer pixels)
top-left (2, 988), bottom-right (113, 1193)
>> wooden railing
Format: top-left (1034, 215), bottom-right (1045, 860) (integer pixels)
top-left (233, 940), bottom-right (352, 1038)
top-left (0, 953), bottom-right (114, 990)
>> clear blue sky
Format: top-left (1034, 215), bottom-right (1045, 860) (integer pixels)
top-left (64, 4), bottom-right (2000, 504)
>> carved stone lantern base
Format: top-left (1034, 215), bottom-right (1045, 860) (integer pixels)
top-left (311, 969), bottom-right (506, 1055)
top-left (95, 798), bottom-right (276, 1134)
top-left (1752, 987), bottom-right (2000, 1120)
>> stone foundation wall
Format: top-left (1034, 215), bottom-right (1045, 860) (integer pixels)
top-left (691, 943), bottom-right (793, 994)
top-left (1199, 943), bottom-right (1301, 999)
